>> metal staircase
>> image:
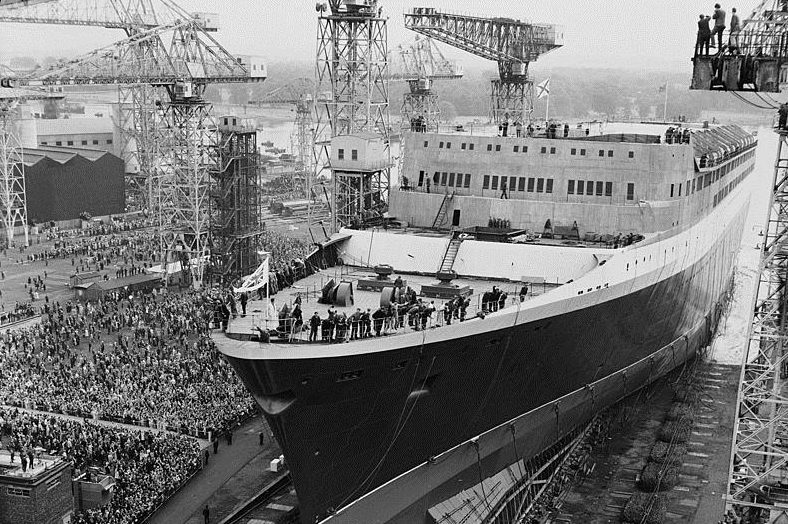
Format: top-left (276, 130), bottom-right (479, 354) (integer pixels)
top-left (439, 236), bottom-right (463, 273)
top-left (432, 191), bottom-right (454, 229)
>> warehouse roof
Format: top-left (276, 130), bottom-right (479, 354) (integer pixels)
top-left (36, 117), bottom-right (115, 136)
top-left (21, 145), bottom-right (113, 166)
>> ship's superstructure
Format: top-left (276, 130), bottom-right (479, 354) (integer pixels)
top-left (215, 122), bottom-right (757, 523)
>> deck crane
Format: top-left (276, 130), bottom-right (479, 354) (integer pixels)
top-left (403, 7), bottom-right (563, 125)
top-left (388, 36), bottom-right (463, 133)
top-left (690, 2), bottom-right (788, 523)
top-left (0, 0), bottom-right (219, 214)
top-left (5, 19), bottom-right (266, 289)
top-left (249, 78), bottom-right (316, 199)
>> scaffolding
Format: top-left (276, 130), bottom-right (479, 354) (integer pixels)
top-left (210, 117), bottom-right (261, 284)
top-left (313, 0), bottom-right (392, 233)
top-left (0, 104), bottom-right (28, 247)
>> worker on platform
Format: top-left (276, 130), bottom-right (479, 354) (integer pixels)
top-left (728, 7), bottom-right (740, 54)
top-left (309, 312), bottom-right (320, 342)
top-left (696, 14), bottom-right (712, 57)
top-left (711, 4), bottom-right (726, 50)
top-left (500, 179), bottom-right (509, 199)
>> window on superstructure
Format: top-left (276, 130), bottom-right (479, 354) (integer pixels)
top-left (510, 176), bottom-right (517, 192)
top-left (522, 146), bottom-right (528, 153)
top-left (424, 141), bottom-right (429, 148)
top-left (670, 184), bottom-right (674, 198)
top-left (550, 147), bottom-right (556, 154)
top-left (608, 150), bottom-right (613, 157)
top-left (433, 172), bottom-right (440, 184)
top-left (469, 143), bottom-right (475, 151)
top-left (527, 177), bottom-right (535, 192)
top-left (628, 151), bottom-right (634, 158)
top-left (571, 148), bottom-right (577, 155)
top-left (537, 178), bottom-right (545, 193)
top-left (598, 150), bottom-right (605, 157)
top-left (491, 176), bottom-right (499, 190)
top-left (461, 143), bottom-right (466, 150)
top-left (496, 144), bottom-right (501, 152)
top-left (439, 141), bottom-right (444, 148)
top-left (541, 146), bottom-right (547, 154)
top-left (67, 141), bottom-right (73, 146)
top-left (686, 181), bottom-right (690, 195)
top-left (580, 149), bottom-right (586, 156)
top-left (338, 148), bottom-right (345, 160)
top-left (449, 173), bottom-right (455, 186)
top-left (446, 142), bottom-right (452, 149)
top-left (626, 183), bottom-right (635, 201)
top-left (577, 180), bottom-right (585, 194)
top-left (483, 175), bottom-right (490, 189)
top-left (605, 182), bottom-right (613, 196)
top-left (107, 139), bottom-right (113, 145)
top-left (678, 183), bottom-right (682, 197)
top-left (546, 179), bottom-right (554, 193)
top-left (586, 182), bottom-right (594, 196)
top-left (514, 146), bottom-right (519, 153)
top-left (418, 170), bottom-right (425, 187)
top-left (81, 140), bottom-right (87, 145)
top-left (518, 177), bottom-right (526, 191)
top-left (464, 174), bottom-right (471, 188)
top-left (487, 144), bottom-right (493, 151)
top-left (352, 149), bottom-right (358, 160)
top-left (441, 172), bottom-right (448, 186)
top-left (92, 140), bottom-right (99, 145)
top-left (568, 180), bottom-right (575, 194)
top-left (596, 181), bottom-right (603, 196)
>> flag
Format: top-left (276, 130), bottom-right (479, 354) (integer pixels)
top-left (536, 78), bottom-right (551, 100)
top-left (233, 253), bottom-right (270, 294)
top-left (658, 82), bottom-right (667, 93)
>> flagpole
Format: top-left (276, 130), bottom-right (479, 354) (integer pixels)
top-left (546, 93), bottom-right (550, 124)
top-left (663, 82), bottom-right (668, 122)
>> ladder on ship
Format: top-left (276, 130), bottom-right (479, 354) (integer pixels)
top-left (432, 191), bottom-right (454, 229)
top-left (439, 235), bottom-right (463, 273)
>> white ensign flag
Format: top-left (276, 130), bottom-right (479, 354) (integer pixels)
top-left (537, 78), bottom-right (551, 100)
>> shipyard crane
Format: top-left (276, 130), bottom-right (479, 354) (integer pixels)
top-left (0, 0), bottom-right (219, 213)
top-left (249, 78), bottom-right (316, 199)
top-left (404, 8), bottom-right (563, 125)
top-left (313, 0), bottom-right (392, 232)
top-left (388, 36), bottom-right (463, 133)
top-left (689, 2), bottom-right (788, 523)
top-left (6, 19), bottom-right (266, 288)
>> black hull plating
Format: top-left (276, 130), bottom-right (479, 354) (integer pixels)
top-left (223, 200), bottom-right (748, 523)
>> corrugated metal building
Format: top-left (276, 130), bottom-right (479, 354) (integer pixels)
top-left (23, 146), bottom-right (125, 223)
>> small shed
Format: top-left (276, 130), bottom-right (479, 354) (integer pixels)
top-left (70, 271), bottom-right (103, 288)
top-left (74, 273), bottom-right (161, 301)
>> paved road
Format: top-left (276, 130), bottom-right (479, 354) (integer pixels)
top-left (149, 414), bottom-right (281, 524)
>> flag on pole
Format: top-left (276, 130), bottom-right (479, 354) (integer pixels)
top-left (536, 78), bottom-right (551, 100)
top-left (233, 252), bottom-right (270, 294)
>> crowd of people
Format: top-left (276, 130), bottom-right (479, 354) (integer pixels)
top-left (0, 290), bottom-right (256, 438)
top-left (0, 407), bottom-right (201, 524)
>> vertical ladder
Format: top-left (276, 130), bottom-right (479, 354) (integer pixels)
top-left (432, 191), bottom-right (454, 229)
top-left (439, 236), bottom-right (463, 273)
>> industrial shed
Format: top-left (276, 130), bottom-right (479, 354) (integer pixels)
top-left (23, 146), bottom-right (125, 223)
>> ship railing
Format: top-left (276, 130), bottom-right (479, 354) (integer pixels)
top-left (241, 289), bottom-right (546, 345)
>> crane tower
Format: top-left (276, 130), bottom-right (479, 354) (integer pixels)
top-left (314, 0), bottom-right (392, 232)
top-left (404, 7), bottom-right (563, 125)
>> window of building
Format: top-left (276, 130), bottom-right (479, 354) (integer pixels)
top-left (439, 141), bottom-right (444, 148)
top-left (541, 146), bottom-right (547, 154)
top-left (424, 141), bottom-right (429, 148)
top-left (607, 150), bottom-right (613, 157)
top-left (433, 172), bottom-right (440, 184)
top-left (513, 146), bottom-right (519, 153)
top-left (495, 144), bottom-right (501, 152)
top-left (92, 140), bottom-right (99, 145)
top-left (82, 140), bottom-right (88, 145)
top-left (550, 147), bottom-right (556, 154)
top-left (469, 143), bottom-right (475, 151)
top-left (509, 176), bottom-right (517, 192)
top-left (518, 177), bottom-right (526, 191)
top-left (686, 180), bottom-right (690, 195)
top-left (449, 173), bottom-right (455, 186)
top-left (571, 148), bottom-right (577, 155)
top-left (461, 143), bottom-right (466, 150)
top-left (67, 141), bottom-right (73, 146)
top-left (418, 170), bottom-right (425, 187)
top-left (483, 175), bottom-right (490, 189)
top-left (41, 142), bottom-right (47, 145)
top-left (577, 180), bottom-right (585, 194)
top-left (605, 182), bottom-right (613, 196)
top-left (527, 177), bottom-right (535, 192)
top-left (586, 182), bottom-right (594, 196)
top-left (678, 183), bottom-right (682, 196)
top-left (596, 181), bottom-right (603, 196)
top-left (626, 183), bottom-right (635, 201)
top-left (537, 178), bottom-right (545, 193)
top-left (599, 150), bottom-right (605, 157)
top-left (352, 149), bottom-right (358, 160)
top-left (487, 144), bottom-right (493, 151)
top-left (670, 184), bottom-right (675, 198)
top-left (628, 151), bottom-right (634, 158)
top-left (446, 142), bottom-right (451, 149)
top-left (521, 146), bottom-right (527, 153)
top-left (580, 149), bottom-right (586, 156)
top-left (568, 180), bottom-right (575, 194)
top-left (7, 487), bottom-right (31, 497)
top-left (56, 141), bottom-right (62, 146)
top-left (441, 172), bottom-right (448, 185)
top-left (107, 139), bottom-right (113, 145)
top-left (464, 174), bottom-right (471, 188)
top-left (546, 179), bottom-right (554, 193)
top-left (491, 176), bottom-right (499, 190)
top-left (338, 148), bottom-right (345, 160)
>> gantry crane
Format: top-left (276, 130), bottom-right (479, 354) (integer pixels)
top-left (0, 0), bottom-right (219, 214)
top-left (249, 78), bottom-right (315, 199)
top-left (5, 19), bottom-right (266, 288)
top-left (404, 7), bottom-right (563, 125)
top-left (388, 36), bottom-right (463, 133)
top-left (689, 2), bottom-right (788, 523)
top-left (313, 0), bottom-right (392, 233)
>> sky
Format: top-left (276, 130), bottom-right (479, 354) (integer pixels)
top-left (0, 0), bottom-right (756, 72)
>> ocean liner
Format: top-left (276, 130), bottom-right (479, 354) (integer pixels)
top-left (214, 121), bottom-right (757, 523)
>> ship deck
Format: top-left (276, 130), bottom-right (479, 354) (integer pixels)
top-left (223, 264), bottom-right (558, 346)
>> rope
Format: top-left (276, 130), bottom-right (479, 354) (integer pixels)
top-left (730, 91), bottom-right (775, 110)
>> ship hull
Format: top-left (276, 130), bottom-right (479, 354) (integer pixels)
top-left (222, 190), bottom-right (749, 523)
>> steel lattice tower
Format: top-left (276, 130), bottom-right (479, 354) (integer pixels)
top-left (0, 105), bottom-right (28, 247)
top-left (314, 0), bottom-right (391, 232)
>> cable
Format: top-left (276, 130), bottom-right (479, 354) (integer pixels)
top-left (754, 91), bottom-right (779, 110)
top-left (729, 91), bottom-right (775, 110)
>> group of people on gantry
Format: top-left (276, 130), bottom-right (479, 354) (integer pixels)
top-left (696, 4), bottom-right (741, 57)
